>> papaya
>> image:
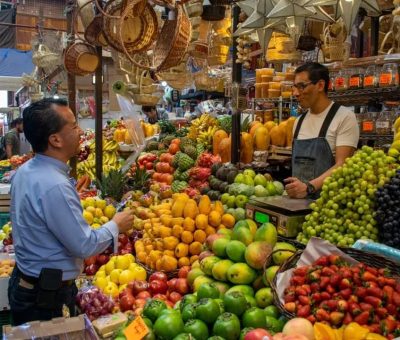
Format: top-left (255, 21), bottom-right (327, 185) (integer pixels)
top-left (198, 195), bottom-right (212, 215)
top-left (253, 126), bottom-right (270, 151)
top-left (264, 121), bottom-right (276, 131)
top-left (183, 199), bottom-right (199, 219)
top-left (213, 130), bottom-right (228, 156)
top-left (270, 125), bottom-right (286, 147)
top-left (213, 201), bottom-right (224, 215)
top-left (240, 132), bottom-right (253, 163)
top-left (219, 136), bottom-right (231, 163)
top-left (171, 199), bottom-right (186, 218)
top-left (249, 122), bottom-right (262, 138)
top-left (285, 116), bottom-right (296, 147)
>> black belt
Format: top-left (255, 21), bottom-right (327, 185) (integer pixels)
top-left (16, 267), bottom-right (75, 287)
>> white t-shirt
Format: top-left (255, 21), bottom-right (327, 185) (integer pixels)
top-left (293, 102), bottom-right (360, 155)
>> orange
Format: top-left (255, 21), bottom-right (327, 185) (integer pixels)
top-left (163, 250), bottom-right (175, 257)
top-left (205, 226), bottom-right (216, 236)
top-left (156, 259), bottom-right (162, 271)
top-left (208, 211), bottom-right (222, 227)
top-left (149, 250), bottom-right (162, 263)
top-left (194, 230), bottom-right (207, 243)
top-left (155, 239), bottom-right (164, 251)
top-left (145, 245), bottom-right (154, 253)
top-left (160, 255), bottom-right (178, 271)
top-left (159, 226), bottom-right (172, 238)
top-left (183, 217), bottom-right (195, 232)
top-left (172, 225), bottom-right (183, 238)
top-left (195, 214), bottom-right (208, 230)
top-left (221, 214), bottom-right (235, 228)
top-left (190, 255), bottom-right (199, 264)
top-left (181, 231), bottom-right (194, 244)
top-left (217, 224), bottom-right (227, 230)
top-left (175, 243), bottom-right (189, 258)
top-left (189, 241), bottom-right (202, 255)
top-left (137, 251), bottom-right (147, 263)
top-left (178, 257), bottom-right (190, 267)
top-left (163, 236), bottom-right (179, 250)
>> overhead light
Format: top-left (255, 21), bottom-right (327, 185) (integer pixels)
top-left (53, 94), bottom-right (59, 99)
top-left (92, 75), bottom-right (104, 85)
top-left (161, 81), bottom-right (167, 87)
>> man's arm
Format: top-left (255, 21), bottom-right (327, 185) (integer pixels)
top-left (285, 146), bottom-right (356, 198)
top-left (5, 144), bottom-right (12, 159)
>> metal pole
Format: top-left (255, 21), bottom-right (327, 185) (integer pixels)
top-left (371, 16), bottom-right (379, 56)
top-left (95, 46), bottom-right (103, 181)
top-left (66, 1), bottom-right (77, 178)
top-left (231, 5), bottom-right (242, 83)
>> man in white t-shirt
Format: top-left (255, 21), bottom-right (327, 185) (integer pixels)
top-left (285, 62), bottom-right (359, 198)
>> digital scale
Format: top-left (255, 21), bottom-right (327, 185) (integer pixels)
top-left (246, 196), bottom-right (313, 238)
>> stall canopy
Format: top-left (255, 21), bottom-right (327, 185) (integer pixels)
top-left (0, 48), bottom-right (34, 91)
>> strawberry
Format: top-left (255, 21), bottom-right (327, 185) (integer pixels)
top-left (381, 318), bottom-right (397, 335)
top-left (343, 312), bottom-right (353, 325)
top-left (339, 288), bottom-right (352, 300)
top-left (353, 273), bottom-right (362, 286)
top-left (308, 271), bottom-right (320, 282)
top-left (384, 277), bottom-right (396, 287)
top-left (366, 281), bottom-right (379, 288)
top-left (284, 302), bottom-right (296, 313)
top-left (354, 311), bottom-right (369, 325)
top-left (393, 292), bottom-right (400, 307)
top-left (365, 324), bottom-right (381, 333)
top-left (328, 254), bottom-right (341, 265)
top-left (320, 292), bottom-right (331, 300)
top-left (298, 295), bottom-right (310, 305)
top-left (295, 287), bottom-right (307, 296)
top-left (387, 304), bottom-right (397, 315)
top-left (330, 312), bottom-right (344, 326)
top-left (362, 271), bottom-right (377, 282)
top-left (364, 296), bottom-right (382, 308)
top-left (330, 273), bottom-right (341, 286)
top-left (301, 284), bottom-right (311, 295)
top-left (330, 265), bottom-right (339, 272)
top-left (378, 276), bottom-right (387, 288)
top-left (315, 308), bottom-right (330, 322)
top-left (311, 293), bottom-right (321, 303)
top-left (320, 277), bottom-right (330, 289)
top-left (348, 295), bottom-right (359, 303)
top-left (326, 284), bottom-right (336, 294)
top-left (284, 292), bottom-right (296, 303)
top-left (395, 282), bottom-right (400, 293)
top-left (340, 268), bottom-right (352, 279)
top-left (290, 275), bottom-right (306, 286)
top-left (355, 287), bottom-right (367, 299)
top-left (367, 287), bottom-right (383, 299)
top-left (314, 255), bottom-right (329, 266)
top-left (339, 278), bottom-right (351, 290)
top-left (376, 307), bottom-right (388, 319)
top-left (325, 300), bottom-right (338, 311)
top-left (366, 266), bottom-right (379, 276)
top-left (297, 305), bottom-right (311, 317)
top-left (337, 300), bottom-right (348, 312)
top-left (322, 267), bottom-right (335, 276)
top-left (285, 285), bottom-right (296, 294)
top-left (293, 266), bottom-right (309, 277)
top-left (310, 282), bottom-right (320, 293)
top-left (383, 285), bottom-right (394, 304)
top-left (360, 303), bottom-right (373, 313)
top-left (306, 315), bottom-right (316, 324)
top-left (371, 314), bottom-right (380, 325)
top-left (349, 302), bottom-right (361, 316)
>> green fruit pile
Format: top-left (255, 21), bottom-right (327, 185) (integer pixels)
top-left (297, 146), bottom-right (398, 247)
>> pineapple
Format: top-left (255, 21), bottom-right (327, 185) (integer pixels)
top-left (171, 180), bottom-right (188, 193)
top-left (96, 169), bottom-right (127, 202)
top-left (182, 145), bottom-right (197, 160)
top-left (172, 152), bottom-right (183, 169)
top-left (180, 137), bottom-right (196, 149)
top-left (178, 154), bottom-right (195, 171)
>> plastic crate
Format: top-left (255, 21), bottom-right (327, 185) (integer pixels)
top-left (0, 310), bottom-right (12, 337)
top-left (0, 213), bottom-right (9, 227)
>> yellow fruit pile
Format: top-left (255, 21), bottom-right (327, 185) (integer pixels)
top-left (314, 322), bottom-right (386, 340)
top-left (81, 197), bottom-right (116, 229)
top-left (0, 222), bottom-right (11, 241)
top-left (135, 194), bottom-right (236, 272)
top-left (388, 116), bottom-right (400, 161)
top-left (0, 258), bottom-right (15, 277)
top-left (93, 254), bottom-right (147, 298)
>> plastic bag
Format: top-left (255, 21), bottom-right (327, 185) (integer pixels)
top-left (75, 285), bottom-right (114, 321)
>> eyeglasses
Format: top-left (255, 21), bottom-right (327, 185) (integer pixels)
top-left (292, 81), bottom-right (316, 91)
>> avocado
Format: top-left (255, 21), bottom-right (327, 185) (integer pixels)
top-left (226, 169), bottom-right (239, 184)
top-left (216, 167), bottom-right (227, 181)
top-left (200, 186), bottom-right (210, 195)
top-left (211, 163), bottom-right (223, 176)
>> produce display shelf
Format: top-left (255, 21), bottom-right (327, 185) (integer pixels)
top-left (328, 86), bottom-right (400, 105)
top-left (253, 97), bottom-right (295, 103)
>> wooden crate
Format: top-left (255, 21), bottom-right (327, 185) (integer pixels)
top-left (268, 145), bottom-right (292, 162)
top-left (0, 195), bottom-right (10, 214)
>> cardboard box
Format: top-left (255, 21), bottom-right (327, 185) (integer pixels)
top-left (3, 314), bottom-right (99, 340)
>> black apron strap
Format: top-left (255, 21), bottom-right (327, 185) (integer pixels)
top-left (318, 102), bottom-right (341, 138)
top-left (293, 112), bottom-right (307, 139)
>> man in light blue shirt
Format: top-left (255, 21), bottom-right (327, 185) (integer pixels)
top-left (9, 98), bottom-right (134, 325)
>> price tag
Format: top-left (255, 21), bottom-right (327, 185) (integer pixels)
top-left (364, 76), bottom-right (374, 87)
top-left (124, 316), bottom-right (149, 340)
top-left (379, 73), bottom-right (392, 86)
top-left (362, 121), bottom-right (374, 132)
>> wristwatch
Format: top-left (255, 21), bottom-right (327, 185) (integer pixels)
top-left (305, 181), bottom-right (316, 195)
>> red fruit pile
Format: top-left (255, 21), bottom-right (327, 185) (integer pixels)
top-left (118, 267), bottom-right (191, 314)
top-left (283, 254), bottom-right (400, 337)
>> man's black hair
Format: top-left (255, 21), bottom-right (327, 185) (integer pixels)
top-left (295, 62), bottom-right (330, 94)
top-left (23, 98), bottom-right (69, 153)
top-left (142, 106), bottom-right (156, 113)
top-left (10, 118), bottom-right (23, 129)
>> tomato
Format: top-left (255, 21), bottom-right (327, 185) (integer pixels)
top-left (214, 299), bottom-right (225, 314)
top-left (142, 317), bottom-right (153, 329)
top-left (181, 303), bottom-right (196, 322)
top-left (143, 299), bottom-right (167, 322)
top-left (197, 283), bottom-right (220, 300)
top-left (171, 334), bottom-right (195, 340)
top-left (223, 291), bottom-right (247, 317)
top-left (212, 313), bottom-right (241, 340)
top-left (242, 307), bottom-right (267, 328)
top-left (146, 162), bottom-right (154, 170)
top-left (239, 327), bottom-right (255, 340)
top-left (180, 294), bottom-right (197, 311)
top-left (153, 310), bottom-right (184, 340)
top-left (195, 298), bottom-right (221, 324)
top-left (183, 319), bottom-right (209, 340)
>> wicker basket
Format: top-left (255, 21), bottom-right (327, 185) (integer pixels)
top-left (271, 247), bottom-right (400, 319)
top-left (184, 1), bottom-right (203, 17)
top-left (64, 41), bottom-right (99, 76)
top-left (133, 93), bottom-right (161, 105)
top-left (321, 23), bottom-right (347, 62)
top-left (84, 15), bottom-right (108, 47)
top-left (32, 44), bottom-right (60, 69)
top-left (266, 33), bottom-right (301, 63)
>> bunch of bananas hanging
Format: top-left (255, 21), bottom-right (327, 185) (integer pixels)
top-left (187, 113), bottom-right (219, 140)
top-left (197, 125), bottom-right (219, 150)
top-left (77, 140), bottom-right (121, 180)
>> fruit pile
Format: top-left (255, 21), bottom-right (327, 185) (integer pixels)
top-left (387, 116), bottom-right (400, 162)
top-left (76, 286), bottom-right (115, 321)
top-left (187, 114), bottom-right (219, 150)
top-left (9, 154), bottom-right (32, 168)
top-left (0, 221), bottom-right (12, 243)
top-left (0, 258), bottom-right (15, 277)
top-left (81, 197), bottom-right (117, 229)
top-left (134, 194), bottom-right (236, 272)
top-left (92, 254), bottom-right (147, 299)
top-left (282, 254), bottom-right (400, 337)
top-left (375, 170), bottom-right (400, 249)
top-left (298, 146), bottom-right (397, 247)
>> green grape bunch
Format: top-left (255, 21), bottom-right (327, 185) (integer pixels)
top-left (297, 146), bottom-right (399, 247)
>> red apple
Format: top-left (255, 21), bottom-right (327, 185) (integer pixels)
top-left (84, 256), bottom-right (97, 266)
top-left (153, 294), bottom-right (167, 301)
top-left (119, 287), bottom-right (133, 299)
top-left (135, 298), bottom-right (147, 309)
top-left (103, 247), bottom-right (112, 255)
top-left (149, 279), bottom-right (168, 296)
top-left (244, 329), bottom-right (273, 340)
top-left (85, 264), bottom-right (99, 276)
top-left (119, 294), bottom-right (135, 312)
top-left (96, 254), bottom-right (109, 265)
top-left (165, 300), bottom-right (175, 308)
top-left (149, 272), bottom-right (168, 283)
top-left (199, 250), bottom-right (213, 261)
top-left (178, 266), bottom-right (191, 279)
top-left (167, 278), bottom-right (178, 291)
top-left (174, 278), bottom-right (190, 295)
top-left (128, 280), bottom-right (149, 296)
top-left (118, 233), bottom-right (129, 245)
top-left (169, 292), bottom-right (182, 303)
top-left (136, 291), bottom-right (151, 300)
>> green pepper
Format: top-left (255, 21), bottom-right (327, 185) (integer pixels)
top-left (183, 319), bottom-right (209, 340)
top-left (181, 303), bottom-right (197, 322)
top-left (212, 313), bottom-right (241, 340)
top-left (143, 299), bottom-right (167, 322)
top-left (223, 291), bottom-right (247, 316)
top-left (197, 283), bottom-right (220, 300)
top-left (195, 298), bottom-right (221, 324)
top-left (180, 294), bottom-right (198, 311)
top-left (154, 310), bottom-right (184, 340)
top-left (242, 307), bottom-right (267, 328)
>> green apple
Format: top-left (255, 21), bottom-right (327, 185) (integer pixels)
top-left (243, 175), bottom-right (255, 187)
top-left (254, 174), bottom-right (268, 186)
top-left (227, 195), bottom-right (236, 208)
top-left (255, 287), bottom-right (274, 308)
top-left (234, 173), bottom-right (245, 184)
top-left (254, 185), bottom-right (269, 197)
top-left (221, 193), bottom-right (230, 204)
top-left (234, 208), bottom-right (246, 221)
top-left (243, 169), bottom-right (256, 178)
top-left (266, 182), bottom-right (277, 196)
top-left (273, 181), bottom-right (285, 195)
top-left (235, 195), bottom-right (248, 208)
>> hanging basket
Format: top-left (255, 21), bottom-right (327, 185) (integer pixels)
top-left (321, 24), bottom-right (347, 62)
top-left (64, 41), bottom-right (99, 76)
top-left (32, 44), bottom-right (60, 69)
top-left (84, 15), bottom-right (108, 47)
top-left (184, 0), bottom-right (203, 17)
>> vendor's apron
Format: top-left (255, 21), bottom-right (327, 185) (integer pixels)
top-left (292, 102), bottom-right (340, 198)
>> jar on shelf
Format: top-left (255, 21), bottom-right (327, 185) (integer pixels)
top-left (269, 82), bottom-right (281, 90)
top-left (255, 83), bottom-right (262, 98)
top-left (268, 89), bottom-right (281, 98)
top-left (261, 75), bottom-right (273, 82)
top-left (376, 110), bottom-right (392, 135)
top-left (264, 109), bottom-right (274, 122)
top-left (261, 82), bottom-right (269, 98)
top-left (334, 70), bottom-right (349, 91)
top-left (379, 63), bottom-right (399, 87)
top-left (281, 81), bottom-right (293, 98)
top-left (349, 68), bottom-right (364, 89)
top-left (362, 112), bottom-right (376, 134)
top-left (364, 65), bottom-right (378, 88)
top-left (261, 68), bottom-right (275, 76)
top-left (256, 69), bottom-right (263, 83)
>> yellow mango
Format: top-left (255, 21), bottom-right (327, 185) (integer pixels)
top-left (183, 199), bottom-right (199, 219)
top-left (254, 126), bottom-right (270, 151)
top-left (198, 195), bottom-right (211, 215)
top-left (213, 201), bottom-right (224, 215)
top-left (171, 200), bottom-right (186, 218)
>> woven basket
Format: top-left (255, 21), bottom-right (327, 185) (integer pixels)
top-left (32, 44), bottom-right (60, 68)
top-left (271, 247), bottom-right (400, 319)
top-left (184, 1), bottom-right (203, 17)
top-left (84, 15), bottom-right (108, 47)
top-left (266, 33), bottom-right (301, 63)
top-left (64, 41), bottom-right (99, 76)
top-left (133, 94), bottom-right (161, 105)
top-left (321, 22), bottom-right (347, 62)
top-left (77, 0), bottom-right (95, 29)
top-left (194, 70), bottom-right (213, 90)
top-left (207, 54), bottom-right (228, 66)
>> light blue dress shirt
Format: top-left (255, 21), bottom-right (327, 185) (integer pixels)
top-left (10, 154), bottom-right (118, 280)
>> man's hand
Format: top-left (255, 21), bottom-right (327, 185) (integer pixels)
top-left (284, 177), bottom-right (308, 198)
top-left (112, 210), bottom-right (134, 233)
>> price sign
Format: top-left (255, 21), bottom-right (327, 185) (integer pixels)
top-left (124, 316), bottom-right (149, 340)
